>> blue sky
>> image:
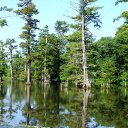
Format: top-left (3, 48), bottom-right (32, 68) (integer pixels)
top-left (0, 0), bottom-right (127, 43)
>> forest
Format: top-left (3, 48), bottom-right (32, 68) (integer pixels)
top-left (0, 0), bottom-right (127, 88)
top-left (0, 0), bottom-right (128, 127)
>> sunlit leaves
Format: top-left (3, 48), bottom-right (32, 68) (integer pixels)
top-left (116, 24), bottom-right (128, 44)
top-left (16, 0), bottom-right (39, 56)
top-left (16, 3), bottom-right (38, 16)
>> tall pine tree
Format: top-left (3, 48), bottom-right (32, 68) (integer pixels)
top-left (15, 0), bottom-right (39, 84)
top-left (71, 0), bottom-right (101, 88)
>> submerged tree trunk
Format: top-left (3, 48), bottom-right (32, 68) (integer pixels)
top-left (81, 0), bottom-right (91, 89)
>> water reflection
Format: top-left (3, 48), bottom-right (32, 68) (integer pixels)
top-left (0, 95), bottom-right (3, 122)
top-left (8, 80), bottom-right (13, 119)
top-left (25, 84), bottom-right (31, 110)
top-left (0, 82), bottom-right (128, 127)
top-left (82, 89), bottom-right (90, 128)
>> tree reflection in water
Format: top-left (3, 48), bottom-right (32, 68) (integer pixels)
top-left (82, 89), bottom-right (90, 128)
top-left (1, 82), bottom-right (128, 127)
top-left (8, 79), bottom-right (13, 119)
top-left (25, 84), bottom-right (31, 110)
top-left (25, 84), bottom-right (31, 125)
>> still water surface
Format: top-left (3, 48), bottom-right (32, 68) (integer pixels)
top-left (0, 82), bottom-right (128, 128)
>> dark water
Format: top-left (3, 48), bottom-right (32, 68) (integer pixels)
top-left (0, 82), bottom-right (128, 128)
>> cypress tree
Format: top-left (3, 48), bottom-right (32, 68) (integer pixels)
top-left (15, 0), bottom-right (39, 84)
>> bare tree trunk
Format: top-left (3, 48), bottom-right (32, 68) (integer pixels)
top-left (10, 63), bottom-right (13, 81)
top-left (44, 34), bottom-right (47, 82)
top-left (57, 47), bottom-right (60, 85)
top-left (10, 50), bottom-right (13, 81)
top-left (81, 0), bottom-right (91, 89)
top-left (25, 63), bottom-right (27, 73)
top-left (0, 77), bottom-right (2, 94)
top-left (26, 39), bottom-right (31, 84)
top-left (26, 14), bottom-right (31, 85)
top-left (27, 62), bottom-right (31, 84)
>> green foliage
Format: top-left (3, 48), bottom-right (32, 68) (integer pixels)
top-left (0, 19), bottom-right (7, 27)
top-left (0, 0), bottom-right (127, 89)
top-left (31, 32), bottom-right (61, 81)
top-left (15, 0), bottom-right (39, 83)
top-left (0, 41), bottom-right (8, 81)
top-left (115, 0), bottom-right (128, 24)
top-left (115, 0), bottom-right (128, 5)
top-left (115, 25), bottom-right (128, 85)
top-left (15, 0), bottom-right (39, 57)
top-left (88, 37), bottom-right (117, 86)
top-left (88, 88), bottom-right (128, 127)
top-left (0, 6), bottom-right (13, 27)
top-left (114, 11), bottom-right (128, 24)
top-left (55, 21), bottom-right (69, 36)
top-left (60, 31), bottom-right (82, 84)
top-left (71, 0), bottom-right (102, 30)
top-left (120, 71), bottom-right (128, 86)
top-left (116, 24), bottom-right (128, 44)
top-left (0, 6), bottom-right (12, 12)
top-left (12, 53), bottom-right (26, 80)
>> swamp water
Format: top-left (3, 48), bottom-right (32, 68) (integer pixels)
top-left (0, 83), bottom-right (128, 128)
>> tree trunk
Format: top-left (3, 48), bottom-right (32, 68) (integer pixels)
top-left (0, 77), bottom-right (2, 94)
top-left (44, 34), bottom-right (47, 82)
top-left (25, 63), bottom-right (27, 73)
top-left (44, 34), bottom-right (51, 83)
top-left (57, 47), bottom-right (60, 85)
top-left (27, 62), bottom-right (31, 84)
top-left (81, 0), bottom-right (91, 89)
top-left (10, 50), bottom-right (13, 81)
top-left (26, 34), bottom-right (31, 85)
